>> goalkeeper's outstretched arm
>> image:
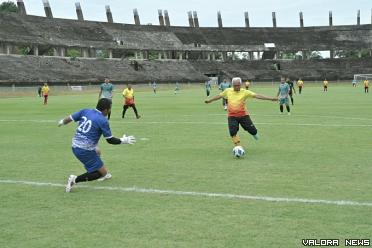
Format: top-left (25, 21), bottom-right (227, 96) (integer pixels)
top-left (205, 95), bottom-right (223, 104)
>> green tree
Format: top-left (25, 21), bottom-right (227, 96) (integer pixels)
top-left (0, 1), bottom-right (18, 13)
top-left (334, 49), bottom-right (370, 59)
top-left (67, 48), bottom-right (81, 59)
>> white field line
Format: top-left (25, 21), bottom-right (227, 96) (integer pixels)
top-left (0, 119), bottom-right (371, 127)
top-left (0, 179), bottom-right (371, 207)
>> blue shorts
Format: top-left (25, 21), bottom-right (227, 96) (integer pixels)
top-left (279, 98), bottom-right (289, 105)
top-left (72, 147), bottom-right (103, 173)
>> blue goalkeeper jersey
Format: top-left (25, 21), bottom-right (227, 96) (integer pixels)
top-left (70, 109), bottom-right (113, 150)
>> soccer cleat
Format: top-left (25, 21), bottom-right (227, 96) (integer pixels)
top-left (97, 172), bottom-right (112, 181)
top-left (136, 115), bottom-right (141, 119)
top-left (65, 175), bottom-right (77, 193)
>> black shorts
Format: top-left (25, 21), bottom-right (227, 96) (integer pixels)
top-left (228, 115), bottom-right (257, 137)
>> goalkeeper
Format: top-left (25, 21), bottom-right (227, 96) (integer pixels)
top-left (58, 98), bottom-right (136, 193)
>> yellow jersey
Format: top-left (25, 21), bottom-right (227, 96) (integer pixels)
top-left (41, 86), bottom-right (49, 95)
top-left (323, 80), bottom-right (328, 86)
top-left (219, 88), bottom-right (256, 117)
top-left (122, 88), bottom-right (134, 105)
top-left (297, 80), bottom-right (304, 86)
top-left (364, 80), bottom-right (369, 87)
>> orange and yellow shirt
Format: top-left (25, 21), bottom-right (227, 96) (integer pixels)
top-left (219, 88), bottom-right (256, 117)
top-left (122, 88), bottom-right (134, 105)
top-left (364, 80), bottom-right (369, 88)
top-left (41, 86), bottom-right (49, 96)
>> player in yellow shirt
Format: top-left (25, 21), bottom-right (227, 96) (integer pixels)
top-left (41, 83), bottom-right (50, 105)
top-left (122, 84), bottom-right (141, 119)
top-left (323, 79), bottom-right (328, 92)
top-left (364, 79), bottom-right (369, 93)
top-left (297, 78), bottom-right (304, 94)
top-left (205, 77), bottom-right (277, 148)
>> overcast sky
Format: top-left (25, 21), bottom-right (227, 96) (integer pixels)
top-left (1, 0), bottom-right (371, 27)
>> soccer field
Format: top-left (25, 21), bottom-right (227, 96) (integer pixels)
top-left (0, 83), bottom-right (371, 248)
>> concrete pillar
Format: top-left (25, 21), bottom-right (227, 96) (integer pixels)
top-left (6, 44), bottom-right (12, 54)
top-left (244, 12), bottom-right (250, 28)
top-left (232, 52), bottom-right (235, 60)
top-left (53, 48), bottom-right (58, 56)
top-left (60, 47), bottom-right (66, 57)
top-left (193, 11), bottom-right (199, 28)
top-left (302, 50), bottom-right (307, 59)
top-left (142, 50), bottom-right (148, 59)
top-left (187, 11), bottom-right (194, 27)
top-left (207, 53), bottom-right (211, 60)
top-left (221, 52), bottom-right (226, 61)
top-left (357, 9), bottom-right (360, 25)
top-left (217, 11), bottom-right (223, 28)
top-left (330, 50), bottom-right (334, 59)
top-left (212, 52), bottom-right (216, 60)
top-left (358, 50), bottom-right (362, 58)
top-left (106, 6), bottom-right (113, 23)
top-left (299, 12), bottom-right (304, 27)
top-left (75, 2), bottom-right (84, 21)
top-left (164, 10), bottom-right (171, 26)
top-left (272, 12), bottom-right (277, 28)
top-left (108, 49), bottom-right (113, 58)
top-left (90, 48), bottom-right (96, 57)
top-left (249, 51), bottom-right (254, 60)
top-left (178, 52), bottom-right (183, 60)
top-left (17, 0), bottom-right (27, 15)
top-left (158, 10), bottom-right (165, 26)
top-left (82, 48), bottom-right (89, 58)
top-left (158, 52), bottom-right (162, 60)
top-left (329, 11), bottom-right (333, 26)
top-left (185, 51), bottom-right (189, 59)
top-left (163, 52), bottom-right (168, 59)
top-left (43, 0), bottom-right (53, 19)
top-left (133, 8), bottom-right (141, 25)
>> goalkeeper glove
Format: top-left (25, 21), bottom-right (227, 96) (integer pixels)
top-left (120, 134), bottom-right (136, 145)
top-left (58, 119), bottom-right (64, 127)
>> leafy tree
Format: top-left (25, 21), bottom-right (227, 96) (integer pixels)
top-left (334, 49), bottom-right (370, 58)
top-left (0, 1), bottom-right (18, 13)
top-left (67, 48), bottom-right (81, 59)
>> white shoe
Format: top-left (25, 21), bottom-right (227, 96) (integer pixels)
top-left (97, 172), bottom-right (112, 181)
top-left (66, 175), bottom-right (77, 193)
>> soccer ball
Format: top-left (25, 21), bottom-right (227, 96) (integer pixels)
top-left (232, 146), bottom-right (245, 158)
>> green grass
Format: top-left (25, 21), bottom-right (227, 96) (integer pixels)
top-left (0, 83), bottom-right (371, 248)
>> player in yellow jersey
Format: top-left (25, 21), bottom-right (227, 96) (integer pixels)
top-left (122, 84), bottom-right (141, 119)
top-left (205, 77), bottom-right (277, 148)
top-left (297, 78), bottom-right (304, 94)
top-left (41, 82), bottom-right (50, 105)
top-left (364, 79), bottom-right (369, 93)
top-left (323, 79), bottom-right (328, 92)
